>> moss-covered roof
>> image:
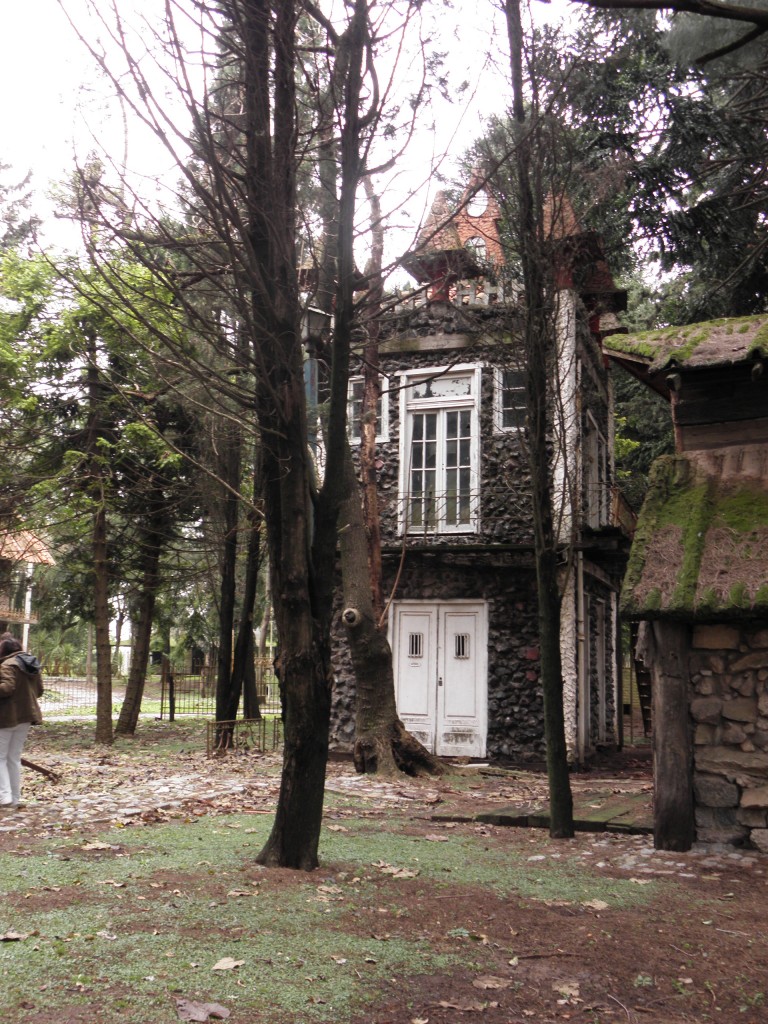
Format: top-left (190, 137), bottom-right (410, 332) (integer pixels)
top-left (605, 314), bottom-right (768, 372)
top-left (621, 446), bottom-right (768, 622)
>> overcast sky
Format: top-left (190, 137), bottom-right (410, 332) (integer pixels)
top-left (0, 0), bottom-right (569, 257)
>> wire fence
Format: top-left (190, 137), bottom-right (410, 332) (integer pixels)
top-left (39, 657), bottom-right (282, 727)
top-left (159, 657), bottom-right (281, 720)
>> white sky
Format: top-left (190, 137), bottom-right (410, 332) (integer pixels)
top-left (0, 0), bottom-right (572, 259)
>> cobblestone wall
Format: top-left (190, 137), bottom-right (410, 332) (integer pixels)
top-left (689, 623), bottom-right (768, 850)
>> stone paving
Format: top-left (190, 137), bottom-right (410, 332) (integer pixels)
top-left (1, 756), bottom-right (765, 882)
top-left (0, 774), bottom-right (255, 834)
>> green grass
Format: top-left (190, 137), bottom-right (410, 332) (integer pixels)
top-left (0, 810), bottom-right (664, 1023)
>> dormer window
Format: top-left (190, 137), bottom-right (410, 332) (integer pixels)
top-left (465, 236), bottom-right (487, 263)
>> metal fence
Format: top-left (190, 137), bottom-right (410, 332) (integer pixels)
top-left (40, 677), bottom-right (100, 716)
top-left (159, 657), bottom-right (282, 720)
top-left (39, 657), bottom-right (282, 727)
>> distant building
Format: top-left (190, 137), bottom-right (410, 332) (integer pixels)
top-left (0, 529), bottom-right (55, 648)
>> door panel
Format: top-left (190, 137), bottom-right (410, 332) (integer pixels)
top-left (392, 602), bottom-right (487, 758)
top-left (393, 608), bottom-right (437, 750)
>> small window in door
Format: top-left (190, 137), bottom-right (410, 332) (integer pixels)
top-left (455, 633), bottom-right (471, 659)
top-left (409, 633), bottom-right (424, 658)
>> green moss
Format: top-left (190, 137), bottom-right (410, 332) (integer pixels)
top-left (696, 588), bottom-right (721, 615)
top-left (728, 583), bottom-right (751, 609)
top-left (669, 483), bottom-right (715, 613)
top-left (623, 451), bottom-right (768, 620)
top-left (713, 489), bottom-right (768, 531)
top-left (608, 314), bottom-right (768, 367)
top-left (749, 320), bottom-right (768, 357)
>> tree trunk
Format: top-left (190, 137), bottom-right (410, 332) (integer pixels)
top-left (215, 420), bottom-right (242, 731)
top-left (245, 0), bottom-right (332, 871)
top-left (650, 620), bottom-right (694, 851)
top-left (255, 422), bottom-right (331, 870)
top-left (92, 500), bottom-right (113, 745)
top-left (115, 526), bottom-right (163, 736)
top-left (112, 601), bottom-right (125, 676)
top-left (505, 0), bottom-right (573, 837)
top-left (85, 325), bottom-right (113, 746)
top-left (339, 444), bottom-right (443, 776)
top-left (232, 468), bottom-right (262, 721)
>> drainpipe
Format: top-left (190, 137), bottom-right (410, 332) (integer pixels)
top-left (576, 550), bottom-right (587, 765)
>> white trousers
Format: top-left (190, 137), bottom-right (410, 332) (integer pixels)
top-left (0, 723), bottom-right (31, 806)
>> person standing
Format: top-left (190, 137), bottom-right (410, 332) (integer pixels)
top-left (0, 632), bottom-right (43, 811)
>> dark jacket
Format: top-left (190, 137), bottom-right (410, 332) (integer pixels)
top-left (0, 652), bottom-right (44, 729)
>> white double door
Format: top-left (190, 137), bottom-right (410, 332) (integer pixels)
top-left (391, 601), bottom-right (488, 758)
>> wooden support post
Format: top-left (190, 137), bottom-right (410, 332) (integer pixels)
top-left (650, 621), bottom-right (694, 851)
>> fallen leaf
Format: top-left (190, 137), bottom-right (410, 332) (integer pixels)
top-left (175, 997), bottom-right (230, 1021)
top-left (581, 899), bottom-right (609, 911)
top-left (553, 980), bottom-right (580, 999)
top-left (378, 865), bottom-right (419, 879)
top-left (226, 890), bottom-right (255, 898)
top-left (0, 931), bottom-right (28, 942)
top-left (424, 834), bottom-right (449, 842)
top-left (327, 824), bottom-right (348, 832)
top-left (81, 842), bottom-right (112, 851)
top-left (472, 975), bottom-right (512, 990)
top-left (211, 958), bottom-right (244, 972)
top-left (630, 878), bottom-right (653, 885)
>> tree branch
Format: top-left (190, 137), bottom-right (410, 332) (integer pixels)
top-left (572, 0), bottom-right (768, 29)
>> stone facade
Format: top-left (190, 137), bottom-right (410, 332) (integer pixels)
top-left (329, 292), bottom-right (625, 763)
top-left (690, 623), bottom-right (768, 851)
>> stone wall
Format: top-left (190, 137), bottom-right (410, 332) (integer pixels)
top-left (689, 623), bottom-right (768, 851)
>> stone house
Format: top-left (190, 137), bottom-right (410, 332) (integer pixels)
top-left (330, 184), bottom-right (632, 764)
top-left (605, 315), bottom-right (768, 850)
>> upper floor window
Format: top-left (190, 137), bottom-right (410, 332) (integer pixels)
top-left (584, 411), bottom-right (609, 528)
top-left (400, 366), bottom-right (480, 534)
top-left (495, 367), bottom-right (527, 431)
top-left (347, 375), bottom-right (389, 443)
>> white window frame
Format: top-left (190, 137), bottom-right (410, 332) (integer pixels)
top-left (494, 365), bottom-right (527, 432)
top-left (398, 364), bottom-right (481, 535)
top-left (347, 375), bottom-right (389, 444)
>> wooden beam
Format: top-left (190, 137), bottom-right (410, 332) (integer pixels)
top-left (650, 621), bottom-right (695, 851)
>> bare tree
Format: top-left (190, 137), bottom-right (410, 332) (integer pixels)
top-left (60, 0), bottom-right (436, 867)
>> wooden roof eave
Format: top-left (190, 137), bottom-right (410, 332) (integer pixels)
top-left (604, 348), bottom-right (671, 402)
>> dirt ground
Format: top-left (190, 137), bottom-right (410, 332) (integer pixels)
top-left (6, 731), bottom-right (768, 1024)
top-left (332, 750), bottom-right (766, 1024)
